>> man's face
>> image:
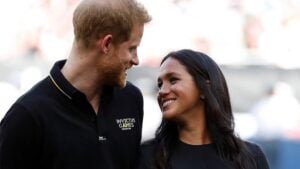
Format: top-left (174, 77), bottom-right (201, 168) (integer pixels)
top-left (101, 24), bottom-right (144, 88)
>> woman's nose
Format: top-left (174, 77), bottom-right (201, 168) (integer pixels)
top-left (158, 83), bottom-right (170, 96)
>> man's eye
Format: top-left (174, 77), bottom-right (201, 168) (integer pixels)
top-left (129, 47), bottom-right (137, 52)
top-left (157, 81), bottom-right (162, 89)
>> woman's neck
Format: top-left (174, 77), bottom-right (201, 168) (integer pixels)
top-left (178, 120), bottom-right (211, 145)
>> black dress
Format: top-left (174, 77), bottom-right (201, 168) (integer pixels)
top-left (137, 139), bottom-right (270, 169)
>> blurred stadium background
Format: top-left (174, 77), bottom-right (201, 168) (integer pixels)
top-left (1, 0), bottom-right (300, 168)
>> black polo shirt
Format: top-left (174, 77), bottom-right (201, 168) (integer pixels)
top-left (0, 60), bottom-right (144, 169)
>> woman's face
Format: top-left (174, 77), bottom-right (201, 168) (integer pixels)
top-left (157, 57), bottom-right (204, 122)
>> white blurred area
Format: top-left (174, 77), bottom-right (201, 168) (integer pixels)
top-left (1, 0), bottom-right (300, 144)
top-left (138, 0), bottom-right (300, 68)
top-left (134, 78), bottom-right (162, 141)
top-left (250, 82), bottom-right (300, 140)
top-left (0, 82), bottom-right (19, 119)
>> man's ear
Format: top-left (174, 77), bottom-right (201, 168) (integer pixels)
top-left (97, 34), bottom-right (113, 54)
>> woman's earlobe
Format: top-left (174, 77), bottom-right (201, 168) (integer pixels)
top-left (200, 95), bottom-right (205, 100)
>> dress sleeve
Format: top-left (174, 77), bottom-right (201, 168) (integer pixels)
top-left (0, 104), bottom-right (41, 169)
top-left (135, 142), bottom-right (156, 169)
top-left (253, 144), bottom-right (270, 169)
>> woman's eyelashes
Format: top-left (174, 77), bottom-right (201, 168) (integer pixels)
top-left (169, 77), bottom-right (179, 85)
top-left (157, 76), bottom-right (179, 89)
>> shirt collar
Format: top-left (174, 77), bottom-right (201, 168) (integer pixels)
top-left (49, 60), bottom-right (82, 100)
top-left (49, 60), bottom-right (114, 101)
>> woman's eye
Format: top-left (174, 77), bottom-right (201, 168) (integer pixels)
top-left (170, 77), bottom-right (178, 84)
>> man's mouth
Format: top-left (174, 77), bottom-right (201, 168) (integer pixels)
top-left (124, 65), bottom-right (132, 76)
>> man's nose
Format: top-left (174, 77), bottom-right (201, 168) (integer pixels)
top-left (131, 54), bottom-right (139, 65)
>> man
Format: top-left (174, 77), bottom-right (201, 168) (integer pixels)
top-left (0, 0), bottom-right (151, 168)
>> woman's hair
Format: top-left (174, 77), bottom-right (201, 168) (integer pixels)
top-left (73, 0), bottom-right (151, 48)
top-left (154, 49), bottom-right (256, 169)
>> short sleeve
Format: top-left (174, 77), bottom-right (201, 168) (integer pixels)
top-left (252, 144), bottom-right (270, 169)
top-left (0, 104), bottom-right (41, 169)
top-left (135, 141), bottom-right (156, 169)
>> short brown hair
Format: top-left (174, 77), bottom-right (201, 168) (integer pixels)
top-left (73, 0), bottom-right (151, 48)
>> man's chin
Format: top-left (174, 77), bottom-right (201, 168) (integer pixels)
top-left (112, 73), bottom-right (127, 88)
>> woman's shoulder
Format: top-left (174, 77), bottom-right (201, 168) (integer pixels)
top-left (244, 141), bottom-right (264, 155)
top-left (136, 139), bottom-right (158, 169)
top-left (141, 139), bottom-right (157, 152)
top-left (140, 139), bottom-right (160, 160)
top-left (244, 141), bottom-right (270, 169)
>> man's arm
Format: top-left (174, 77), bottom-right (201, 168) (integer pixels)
top-left (0, 104), bottom-right (41, 169)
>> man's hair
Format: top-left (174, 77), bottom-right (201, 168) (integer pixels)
top-left (73, 0), bottom-right (151, 48)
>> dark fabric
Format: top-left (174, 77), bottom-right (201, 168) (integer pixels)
top-left (136, 139), bottom-right (270, 169)
top-left (0, 60), bottom-right (144, 169)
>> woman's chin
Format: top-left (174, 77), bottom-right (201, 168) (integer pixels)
top-left (162, 111), bottom-right (176, 120)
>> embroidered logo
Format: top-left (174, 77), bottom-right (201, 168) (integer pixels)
top-left (116, 118), bottom-right (136, 130)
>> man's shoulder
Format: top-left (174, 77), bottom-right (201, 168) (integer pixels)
top-left (15, 77), bottom-right (54, 107)
top-left (1, 77), bottom-right (53, 122)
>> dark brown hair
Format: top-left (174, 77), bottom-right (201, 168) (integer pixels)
top-left (154, 49), bottom-right (256, 169)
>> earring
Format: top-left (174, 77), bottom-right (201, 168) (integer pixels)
top-left (200, 95), bottom-right (205, 100)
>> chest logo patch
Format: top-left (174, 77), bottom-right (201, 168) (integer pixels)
top-left (116, 118), bottom-right (136, 130)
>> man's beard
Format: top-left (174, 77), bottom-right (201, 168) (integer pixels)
top-left (102, 66), bottom-right (126, 88)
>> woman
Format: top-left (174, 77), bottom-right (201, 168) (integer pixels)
top-left (137, 49), bottom-right (270, 169)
